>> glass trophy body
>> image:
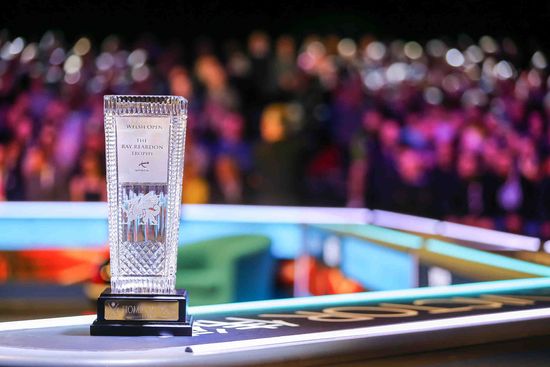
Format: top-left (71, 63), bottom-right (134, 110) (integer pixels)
top-left (91, 95), bottom-right (193, 336)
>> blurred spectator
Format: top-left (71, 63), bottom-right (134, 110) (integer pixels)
top-left (347, 110), bottom-right (382, 207)
top-left (196, 55), bottom-right (239, 134)
top-left (182, 135), bottom-right (210, 204)
top-left (182, 159), bottom-right (210, 204)
top-left (387, 148), bottom-right (435, 217)
top-left (0, 144), bottom-right (7, 201)
top-left (69, 151), bottom-right (106, 201)
top-left (305, 133), bottom-right (346, 206)
top-left (22, 145), bottom-right (66, 201)
top-left (1, 140), bottom-right (25, 200)
top-left (248, 31), bottom-right (274, 102)
top-left (253, 104), bottom-right (304, 205)
top-left (211, 155), bottom-right (244, 204)
top-left (213, 112), bottom-right (252, 172)
top-left (2, 30), bottom-right (550, 238)
top-left (540, 157), bottom-right (550, 239)
top-left (273, 35), bottom-right (298, 98)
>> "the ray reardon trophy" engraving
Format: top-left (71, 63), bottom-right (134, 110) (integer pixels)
top-left (91, 95), bottom-right (193, 336)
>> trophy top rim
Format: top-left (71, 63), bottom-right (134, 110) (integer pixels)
top-left (104, 95), bottom-right (188, 115)
top-left (104, 95), bottom-right (188, 104)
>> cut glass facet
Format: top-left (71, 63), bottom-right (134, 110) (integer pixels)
top-left (104, 95), bottom-right (187, 294)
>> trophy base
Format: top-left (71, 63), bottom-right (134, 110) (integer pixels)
top-left (90, 288), bottom-right (193, 336)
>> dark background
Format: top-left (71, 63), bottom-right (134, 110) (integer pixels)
top-left (3, 1), bottom-right (550, 49)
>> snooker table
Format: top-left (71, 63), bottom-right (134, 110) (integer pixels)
top-left (1, 278), bottom-right (550, 366)
top-left (1, 203), bottom-right (550, 365)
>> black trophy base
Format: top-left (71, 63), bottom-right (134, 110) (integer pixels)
top-left (90, 288), bottom-right (193, 336)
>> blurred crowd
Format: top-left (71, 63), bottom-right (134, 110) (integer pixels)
top-left (1, 30), bottom-right (550, 237)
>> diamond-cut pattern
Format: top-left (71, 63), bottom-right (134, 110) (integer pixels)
top-left (120, 241), bottom-right (166, 276)
top-left (105, 95), bottom-right (187, 293)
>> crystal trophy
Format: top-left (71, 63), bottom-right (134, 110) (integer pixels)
top-left (91, 95), bottom-right (193, 336)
